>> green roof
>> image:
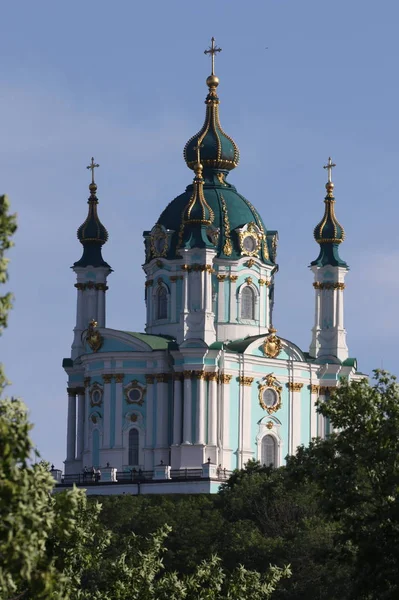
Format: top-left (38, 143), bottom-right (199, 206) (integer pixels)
top-left (123, 332), bottom-right (178, 351)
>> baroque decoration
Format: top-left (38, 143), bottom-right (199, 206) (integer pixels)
top-left (150, 224), bottom-right (169, 258)
top-left (238, 222), bottom-right (262, 257)
top-left (258, 373), bottom-right (282, 414)
top-left (90, 383), bottom-right (103, 407)
top-left (262, 326), bottom-right (282, 358)
top-left (86, 319), bottom-right (104, 353)
top-left (124, 380), bottom-right (146, 406)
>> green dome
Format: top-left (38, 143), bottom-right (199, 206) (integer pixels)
top-left (74, 183), bottom-right (110, 269)
top-left (311, 180), bottom-right (348, 268)
top-left (153, 177), bottom-right (274, 263)
top-left (184, 76), bottom-right (239, 172)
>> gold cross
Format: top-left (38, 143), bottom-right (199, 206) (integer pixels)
top-left (86, 157), bottom-right (99, 184)
top-left (323, 157), bottom-right (336, 183)
top-left (204, 37), bottom-right (222, 75)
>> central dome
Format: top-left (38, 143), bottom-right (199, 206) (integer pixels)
top-left (157, 178), bottom-right (272, 263)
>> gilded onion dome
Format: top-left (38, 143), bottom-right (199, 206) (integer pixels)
top-left (143, 39), bottom-right (277, 266)
top-left (184, 39), bottom-right (239, 172)
top-left (74, 159), bottom-right (110, 268)
top-left (311, 158), bottom-right (348, 268)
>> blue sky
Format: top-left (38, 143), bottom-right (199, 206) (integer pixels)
top-left (2, 0), bottom-right (398, 468)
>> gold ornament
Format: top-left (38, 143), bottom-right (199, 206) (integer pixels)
top-left (258, 373), bottom-right (282, 414)
top-left (262, 326), bottom-right (282, 359)
top-left (86, 319), bottom-right (103, 353)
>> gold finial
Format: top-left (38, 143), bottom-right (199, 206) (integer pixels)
top-left (193, 141), bottom-right (204, 177)
top-left (323, 157), bottom-right (336, 196)
top-left (204, 37), bottom-right (222, 76)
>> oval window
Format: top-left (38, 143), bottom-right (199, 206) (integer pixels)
top-left (92, 390), bottom-right (102, 404)
top-left (243, 235), bottom-right (257, 253)
top-left (262, 388), bottom-right (278, 408)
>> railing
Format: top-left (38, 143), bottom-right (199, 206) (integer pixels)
top-left (57, 468), bottom-right (232, 486)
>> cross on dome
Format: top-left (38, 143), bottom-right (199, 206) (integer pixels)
top-left (87, 157), bottom-right (100, 184)
top-left (204, 37), bottom-right (222, 75)
top-left (323, 157), bottom-right (336, 183)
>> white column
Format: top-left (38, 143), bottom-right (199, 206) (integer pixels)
top-left (66, 388), bottom-right (77, 461)
top-left (114, 374), bottom-right (124, 447)
top-left (183, 371), bottom-right (192, 444)
top-left (259, 280), bottom-right (265, 327)
top-left (145, 282), bottom-right (153, 327)
top-left (240, 377), bottom-right (253, 456)
top-left (87, 286), bottom-right (97, 322)
top-left (217, 276), bottom-right (226, 322)
top-left (318, 390), bottom-right (327, 439)
top-left (195, 372), bottom-right (206, 445)
top-left (97, 284), bottom-right (107, 327)
top-left (76, 388), bottom-right (85, 459)
top-left (170, 277), bottom-right (177, 322)
top-left (310, 385), bottom-right (318, 438)
top-left (75, 285), bottom-right (84, 329)
top-left (289, 383), bottom-right (303, 452)
top-left (221, 374), bottom-right (232, 449)
top-left (182, 270), bottom-right (189, 314)
top-left (83, 378), bottom-right (90, 451)
top-left (229, 275), bottom-right (237, 322)
top-left (208, 373), bottom-right (218, 445)
top-left (145, 375), bottom-right (155, 447)
top-left (156, 375), bottom-right (169, 448)
top-left (172, 374), bottom-right (183, 445)
top-left (102, 374), bottom-right (112, 448)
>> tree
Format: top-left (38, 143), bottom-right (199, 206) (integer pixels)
top-left (287, 372), bottom-right (399, 599)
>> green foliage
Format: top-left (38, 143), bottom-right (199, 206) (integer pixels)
top-left (287, 371), bottom-right (399, 599)
top-left (0, 194), bottom-right (17, 394)
top-left (0, 399), bottom-right (63, 598)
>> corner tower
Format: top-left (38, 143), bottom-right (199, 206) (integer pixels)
top-left (143, 38), bottom-right (278, 345)
top-left (71, 159), bottom-right (112, 359)
top-left (309, 158), bottom-right (349, 362)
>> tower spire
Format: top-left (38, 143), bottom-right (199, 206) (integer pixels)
top-left (309, 158), bottom-right (349, 361)
top-left (184, 38), bottom-right (239, 174)
top-left (311, 157), bottom-right (347, 268)
top-left (74, 157), bottom-right (110, 269)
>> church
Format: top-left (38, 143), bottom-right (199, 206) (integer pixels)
top-left (61, 39), bottom-right (359, 494)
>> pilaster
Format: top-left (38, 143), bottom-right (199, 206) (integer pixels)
top-left (76, 387), bottom-right (85, 460)
top-left (172, 373), bottom-right (183, 445)
top-left (287, 382), bottom-right (303, 452)
top-left (66, 388), bottom-right (77, 461)
top-left (102, 374), bottom-right (112, 448)
top-left (238, 376), bottom-right (254, 467)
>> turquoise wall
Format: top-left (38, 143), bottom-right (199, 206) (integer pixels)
top-left (229, 378), bottom-right (239, 469)
top-left (300, 390), bottom-right (310, 446)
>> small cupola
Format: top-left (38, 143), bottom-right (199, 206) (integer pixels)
top-left (311, 157), bottom-right (348, 268)
top-left (74, 158), bottom-right (110, 269)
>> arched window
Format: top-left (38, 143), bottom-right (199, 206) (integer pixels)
top-left (241, 286), bottom-right (255, 320)
top-left (261, 434), bottom-right (277, 467)
top-left (156, 286), bottom-right (168, 320)
top-left (128, 429), bottom-right (139, 465)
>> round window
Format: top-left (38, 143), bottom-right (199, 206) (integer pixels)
top-left (262, 388), bottom-right (278, 408)
top-left (243, 235), bottom-right (257, 253)
top-left (128, 388), bottom-right (142, 403)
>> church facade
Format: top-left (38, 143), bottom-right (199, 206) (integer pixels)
top-left (62, 40), bottom-right (359, 493)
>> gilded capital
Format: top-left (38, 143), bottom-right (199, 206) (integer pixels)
top-left (84, 377), bottom-right (91, 388)
top-left (219, 373), bottom-right (232, 384)
top-left (309, 384), bottom-right (320, 394)
top-left (145, 374), bottom-right (155, 384)
top-left (319, 385), bottom-right (335, 395)
top-left (183, 370), bottom-right (193, 379)
top-left (114, 373), bottom-right (124, 383)
top-left (239, 375), bottom-right (254, 386)
top-left (74, 283), bottom-right (84, 291)
top-left (173, 372), bottom-right (184, 381)
top-left (287, 382), bottom-right (304, 392)
top-left (193, 370), bottom-right (206, 380)
top-left (67, 387), bottom-right (77, 396)
top-left (217, 274), bottom-right (227, 281)
top-left (156, 373), bottom-right (170, 383)
top-left (170, 276), bottom-right (178, 283)
top-left (75, 386), bottom-right (86, 395)
top-left (145, 280), bottom-right (154, 287)
top-left (229, 275), bottom-right (238, 282)
top-left (102, 374), bottom-right (113, 384)
top-left (206, 372), bottom-right (218, 381)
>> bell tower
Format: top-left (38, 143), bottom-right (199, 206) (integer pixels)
top-left (309, 158), bottom-right (349, 362)
top-left (71, 158), bottom-right (112, 359)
